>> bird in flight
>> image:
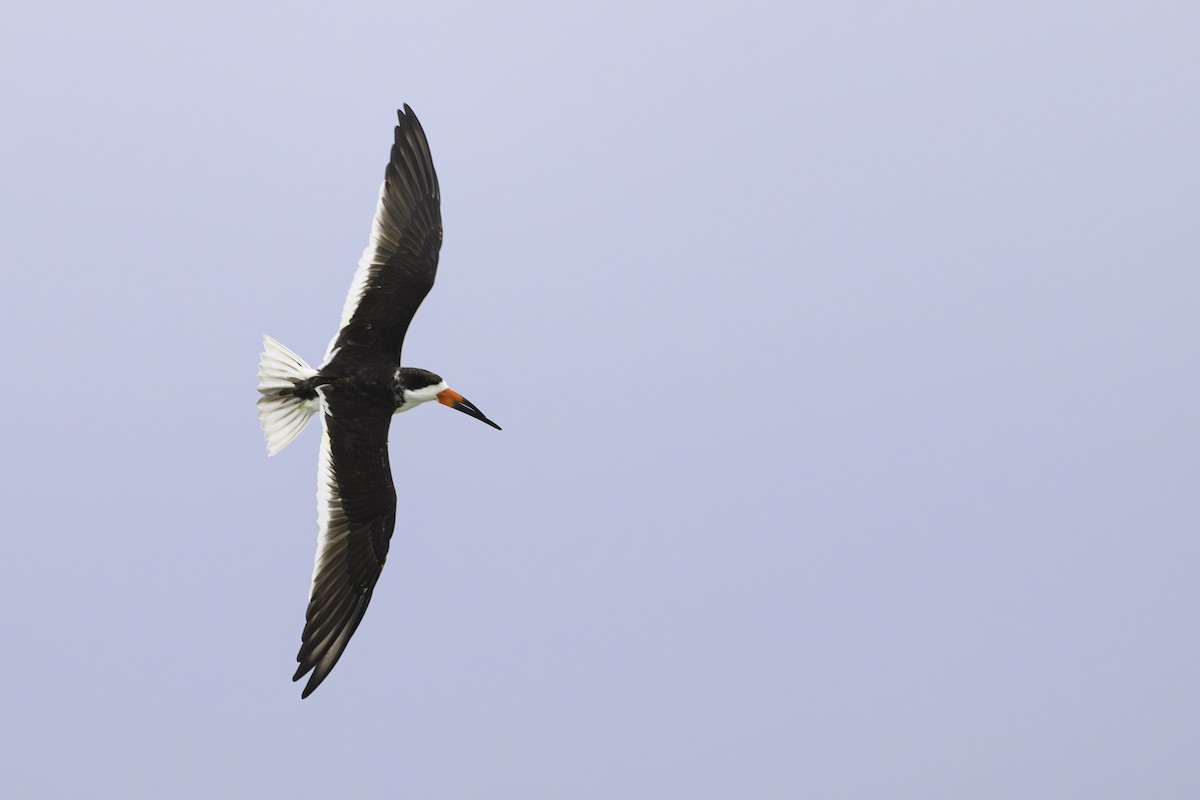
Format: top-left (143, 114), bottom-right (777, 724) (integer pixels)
top-left (257, 105), bottom-right (500, 698)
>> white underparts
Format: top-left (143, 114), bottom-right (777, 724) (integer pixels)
top-left (257, 335), bottom-right (320, 456)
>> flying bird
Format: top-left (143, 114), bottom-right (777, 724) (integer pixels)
top-left (256, 106), bottom-right (500, 698)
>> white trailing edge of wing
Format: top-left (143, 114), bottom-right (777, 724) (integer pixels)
top-left (325, 181), bottom-right (397, 361)
top-left (257, 334), bottom-right (320, 456)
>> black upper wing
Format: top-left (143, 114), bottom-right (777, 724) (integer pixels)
top-left (327, 105), bottom-right (443, 362)
top-left (293, 390), bottom-right (397, 698)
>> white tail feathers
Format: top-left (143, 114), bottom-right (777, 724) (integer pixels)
top-left (257, 335), bottom-right (320, 456)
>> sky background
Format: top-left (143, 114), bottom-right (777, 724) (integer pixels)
top-left (2, 1), bottom-right (1198, 797)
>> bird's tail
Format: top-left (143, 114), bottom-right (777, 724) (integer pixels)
top-left (257, 335), bottom-right (320, 456)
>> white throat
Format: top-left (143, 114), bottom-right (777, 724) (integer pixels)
top-left (396, 379), bottom-right (448, 414)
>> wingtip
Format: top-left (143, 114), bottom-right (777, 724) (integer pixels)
top-left (293, 662), bottom-right (321, 699)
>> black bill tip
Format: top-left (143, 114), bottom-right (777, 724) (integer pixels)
top-left (450, 396), bottom-right (501, 430)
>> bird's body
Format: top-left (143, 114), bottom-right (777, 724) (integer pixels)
top-left (257, 106), bottom-right (499, 698)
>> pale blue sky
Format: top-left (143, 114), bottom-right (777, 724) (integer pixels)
top-left (2, 1), bottom-right (1198, 797)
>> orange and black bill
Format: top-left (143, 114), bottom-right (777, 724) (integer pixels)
top-left (437, 389), bottom-right (502, 430)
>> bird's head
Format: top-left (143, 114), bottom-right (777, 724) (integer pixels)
top-left (394, 367), bottom-right (501, 429)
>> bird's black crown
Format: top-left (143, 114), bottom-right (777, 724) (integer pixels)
top-left (395, 367), bottom-right (444, 392)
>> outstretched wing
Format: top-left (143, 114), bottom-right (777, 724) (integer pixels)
top-left (326, 105), bottom-right (443, 363)
top-left (293, 391), bottom-right (396, 698)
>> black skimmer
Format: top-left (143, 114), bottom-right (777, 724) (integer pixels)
top-left (257, 106), bottom-right (500, 698)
